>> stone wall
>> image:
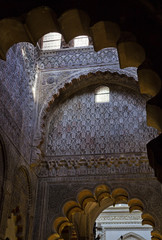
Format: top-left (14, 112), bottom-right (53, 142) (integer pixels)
top-left (0, 43), bottom-right (38, 239)
top-left (0, 43), bottom-right (37, 162)
top-left (0, 130), bottom-right (37, 240)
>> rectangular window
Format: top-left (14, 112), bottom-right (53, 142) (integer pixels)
top-left (42, 33), bottom-right (62, 50)
top-left (74, 36), bottom-right (89, 47)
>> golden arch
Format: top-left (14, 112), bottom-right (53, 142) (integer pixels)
top-left (48, 184), bottom-right (162, 240)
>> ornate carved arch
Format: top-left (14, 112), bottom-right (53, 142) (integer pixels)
top-left (48, 184), bottom-right (162, 240)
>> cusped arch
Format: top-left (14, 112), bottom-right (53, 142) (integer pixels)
top-left (49, 184), bottom-right (162, 240)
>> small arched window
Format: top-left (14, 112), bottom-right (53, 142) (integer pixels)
top-left (95, 86), bottom-right (110, 103)
top-left (42, 32), bottom-right (62, 50)
top-left (74, 35), bottom-right (89, 47)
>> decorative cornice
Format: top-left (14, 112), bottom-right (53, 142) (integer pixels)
top-left (38, 47), bottom-right (119, 69)
top-left (97, 215), bottom-right (141, 221)
top-left (35, 152), bottom-right (154, 177)
top-left (38, 46), bottom-right (137, 80)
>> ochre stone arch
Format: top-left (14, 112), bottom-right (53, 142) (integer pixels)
top-left (48, 184), bottom-right (162, 240)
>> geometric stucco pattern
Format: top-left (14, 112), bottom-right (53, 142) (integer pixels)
top-left (46, 84), bottom-right (157, 155)
top-left (38, 47), bottom-right (137, 111)
top-left (31, 83), bottom-right (158, 178)
top-left (0, 43), bottom-right (37, 144)
top-left (38, 47), bottom-right (120, 70)
top-left (33, 47), bottom-right (140, 164)
top-left (0, 43), bottom-right (38, 165)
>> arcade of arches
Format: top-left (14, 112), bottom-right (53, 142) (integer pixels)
top-left (0, 1), bottom-right (162, 240)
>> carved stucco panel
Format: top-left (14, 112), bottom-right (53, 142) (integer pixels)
top-left (46, 84), bottom-right (157, 156)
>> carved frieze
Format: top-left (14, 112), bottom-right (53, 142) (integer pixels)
top-left (38, 47), bottom-right (119, 70)
top-left (35, 153), bottom-right (154, 177)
